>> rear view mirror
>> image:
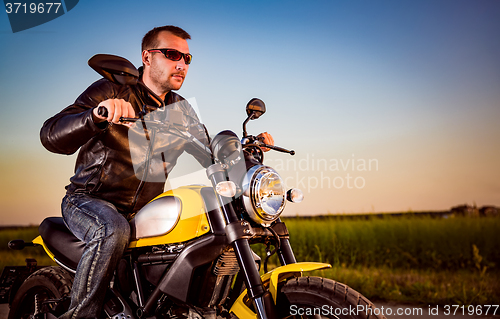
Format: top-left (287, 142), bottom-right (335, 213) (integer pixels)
top-left (243, 98), bottom-right (266, 137)
top-left (88, 54), bottom-right (139, 86)
top-left (246, 98), bottom-right (266, 120)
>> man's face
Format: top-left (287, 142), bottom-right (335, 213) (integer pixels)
top-left (144, 31), bottom-right (190, 94)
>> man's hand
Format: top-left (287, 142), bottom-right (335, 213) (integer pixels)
top-left (257, 132), bottom-right (274, 152)
top-left (93, 99), bottom-right (136, 126)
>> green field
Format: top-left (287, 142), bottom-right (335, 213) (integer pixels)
top-left (283, 214), bottom-right (500, 271)
top-left (260, 214), bottom-right (500, 305)
top-left (1, 214), bottom-right (499, 306)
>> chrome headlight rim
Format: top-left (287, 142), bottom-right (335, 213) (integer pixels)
top-left (243, 165), bottom-right (286, 226)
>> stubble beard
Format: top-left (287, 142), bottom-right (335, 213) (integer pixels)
top-left (148, 63), bottom-right (185, 96)
top-left (152, 69), bottom-right (179, 94)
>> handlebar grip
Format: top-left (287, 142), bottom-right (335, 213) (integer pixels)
top-left (262, 143), bottom-right (295, 155)
top-left (97, 106), bottom-right (108, 118)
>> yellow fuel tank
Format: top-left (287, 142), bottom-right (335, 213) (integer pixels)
top-left (128, 186), bottom-right (212, 248)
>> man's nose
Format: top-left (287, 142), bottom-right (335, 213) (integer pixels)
top-left (176, 59), bottom-right (187, 70)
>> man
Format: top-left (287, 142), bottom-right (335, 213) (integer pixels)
top-left (41, 25), bottom-right (273, 318)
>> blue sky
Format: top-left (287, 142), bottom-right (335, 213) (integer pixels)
top-left (0, 0), bottom-right (499, 224)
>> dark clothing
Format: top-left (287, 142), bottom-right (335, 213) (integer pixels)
top-left (41, 78), bottom-right (212, 319)
top-left (59, 193), bottom-right (130, 319)
top-left (40, 78), bottom-right (212, 216)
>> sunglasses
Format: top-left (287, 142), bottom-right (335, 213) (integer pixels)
top-left (147, 48), bottom-right (193, 65)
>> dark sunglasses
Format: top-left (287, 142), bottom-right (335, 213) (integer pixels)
top-left (147, 48), bottom-right (192, 65)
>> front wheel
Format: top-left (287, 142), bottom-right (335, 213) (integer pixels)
top-left (277, 276), bottom-right (385, 319)
top-left (8, 266), bottom-right (73, 319)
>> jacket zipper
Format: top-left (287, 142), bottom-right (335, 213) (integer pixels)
top-left (131, 125), bottom-right (157, 210)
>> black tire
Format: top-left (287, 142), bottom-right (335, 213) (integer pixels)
top-left (277, 276), bottom-right (386, 319)
top-left (8, 266), bottom-right (73, 319)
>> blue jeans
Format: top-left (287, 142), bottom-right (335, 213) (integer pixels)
top-left (59, 193), bottom-right (130, 319)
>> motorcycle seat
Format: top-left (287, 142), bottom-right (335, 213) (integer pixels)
top-left (39, 217), bottom-right (85, 272)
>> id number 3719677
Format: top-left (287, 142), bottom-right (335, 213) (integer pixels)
top-left (5, 2), bottom-right (62, 14)
top-left (442, 305), bottom-right (498, 316)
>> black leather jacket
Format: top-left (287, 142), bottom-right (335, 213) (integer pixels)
top-left (41, 78), bottom-right (212, 216)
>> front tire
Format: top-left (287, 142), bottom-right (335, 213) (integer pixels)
top-left (8, 266), bottom-right (73, 319)
top-left (278, 276), bottom-right (385, 319)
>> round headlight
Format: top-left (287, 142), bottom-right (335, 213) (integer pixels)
top-left (243, 166), bottom-right (286, 226)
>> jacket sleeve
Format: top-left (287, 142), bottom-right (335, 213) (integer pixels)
top-left (40, 79), bottom-right (114, 155)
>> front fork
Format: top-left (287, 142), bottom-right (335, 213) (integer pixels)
top-left (233, 238), bottom-right (279, 319)
top-left (208, 163), bottom-right (294, 319)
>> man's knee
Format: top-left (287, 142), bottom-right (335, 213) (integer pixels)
top-left (106, 217), bottom-right (130, 246)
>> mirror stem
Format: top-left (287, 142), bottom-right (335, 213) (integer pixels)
top-left (242, 113), bottom-right (255, 137)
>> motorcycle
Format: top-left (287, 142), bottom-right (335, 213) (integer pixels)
top-left (1, 54), bottom-right (385, 319)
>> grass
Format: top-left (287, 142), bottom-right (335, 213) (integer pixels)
top-left (255, 214), bottom-right (500, 305)
top-left (282, 215), bottom-right (500, 271)
top-left (310, 267), bottom-right (500, 306)
top-left (1, 214), bottom-right (499, 306)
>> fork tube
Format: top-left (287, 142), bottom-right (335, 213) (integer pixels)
top-left (233, 236), bottom-right (278, 319)
top-left (207, 164), bottom-right (276, 319)
top-left (232, 239), bottom-right (264, 298)
top-left (277, 238), bottom-right (297, 266)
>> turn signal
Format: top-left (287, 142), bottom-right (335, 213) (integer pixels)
top-left (216, 181), bottom-right (237, 197)
top-left (286, 188), bottom-right (304, 203)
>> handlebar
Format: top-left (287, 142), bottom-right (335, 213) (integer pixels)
top-left (243, 140), bottom-right (295, 156)
top-left (96, 106), bottom-right (138, 123)
top-left (97, 106), bottom-right (212, 155)
top-left (97, 105), bottom-right (294, 156)
top-left (262, 144), bottom-right (295, 155)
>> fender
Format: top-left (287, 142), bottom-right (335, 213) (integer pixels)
top-left (32, 236), bottom-right (55, 262)
top-left (229, 262), bottom-right (331, 319)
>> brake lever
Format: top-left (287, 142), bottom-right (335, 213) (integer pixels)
top-left (250, 135), bottom-right (294, 155)
top-left (244, 140), bottom-right (295, 156)
top-left (260, 143), bottom-right (295, 155)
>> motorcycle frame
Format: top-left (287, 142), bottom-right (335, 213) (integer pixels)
top-left (12, 137), bottom-right (300, 319)
top-left (104, 163), bottom-right (297, 319)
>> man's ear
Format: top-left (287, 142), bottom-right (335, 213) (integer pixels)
top-left (142, 50), bottom-right (152, 67)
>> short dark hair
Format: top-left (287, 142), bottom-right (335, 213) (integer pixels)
top-left (142, 25), bottom-right (191, 51)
